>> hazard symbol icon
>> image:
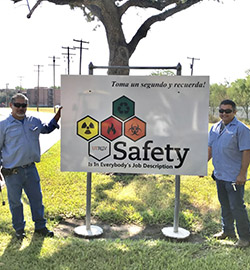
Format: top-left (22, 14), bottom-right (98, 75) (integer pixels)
top-left (124, 117), bottom-right (146, 141)
top-left (77, 115), bottom-right (99, 141)
top-left (101, 116), bottom-right (122, 141)
top-left (113, 96), bottom-right (135, 121)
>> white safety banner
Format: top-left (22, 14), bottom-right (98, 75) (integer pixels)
top-left (61, 75), bottom-right (209, 175)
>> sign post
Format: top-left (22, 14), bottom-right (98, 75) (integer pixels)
top-left (74, 66), bottom-right (103, 238)
top-left (161, 175), bottom-right (190, 239)
top-left (74, 172), bottom-right (103, 237)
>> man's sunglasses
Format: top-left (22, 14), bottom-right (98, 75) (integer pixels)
top-left (13, 103), bottom-right (27, 108)
top-left (219, 109), bottom-right (233, 114)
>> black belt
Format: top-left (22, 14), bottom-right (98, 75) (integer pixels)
top-left (1, 163), bottom-right (34, 176)
top-left (18, 163), bottom-right (34, 169)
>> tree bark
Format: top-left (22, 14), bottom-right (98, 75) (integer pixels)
top-left (92, 0), bottom-right (130, 75)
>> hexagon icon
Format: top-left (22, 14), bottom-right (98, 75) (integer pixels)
top-left (77, 115), bottom-right (99, 141)
top-left (124, 117), bottom-right (146, 141)
top-left (89, 136), bottom-right (111, 161)
top-left (101, 116), bottom-right (122, 141)
top-left (113, 96), bottom-right (135, 121)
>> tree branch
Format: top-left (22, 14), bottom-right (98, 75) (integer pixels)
top-left (119, 0), bottom-right (178, 16)
top-left (127, 0), bottom-right (202, 57)
top-left (27, 0), bottom-right (43, 18)
top-left (40, 0), bottom-right (101, 6)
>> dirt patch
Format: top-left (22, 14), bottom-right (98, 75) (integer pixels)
top-left (54, 218), bottom-right (205, 243)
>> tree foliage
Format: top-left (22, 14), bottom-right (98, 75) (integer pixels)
top-left (228, 75), bottom-right (250, 121)
top-left (209, 83), bottom-right (228, 115)
top-left (151, 70), bottom-right (175, 76)
top-left (11, 0), bottom-right (214, 74)
top-left (209, 72), bottom-right (250, 121)
top-left (0, 89), bottom-right (18, 106)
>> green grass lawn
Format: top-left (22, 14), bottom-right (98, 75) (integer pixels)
top-left (1, 141), bottom-right (250, 269)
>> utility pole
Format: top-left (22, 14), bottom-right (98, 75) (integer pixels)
top-left (34, 65), bottom-right (43, 112)
top-left (73, 39), bottom-right (89, 75)
top-left (187, 57), bottom-right (200, 76)
top-left (49, 56), bottom-right (60, 112)
top-left (18, 76), bottom-right (24, 91)
top-left (5, 83), bottom-right (9, 107)
top-left (62, 46), bottom-right (75, 75)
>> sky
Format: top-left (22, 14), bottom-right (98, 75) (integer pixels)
top-left (0, 0), bottom-right (250, 89)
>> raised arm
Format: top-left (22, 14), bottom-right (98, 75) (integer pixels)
top-left (53, 106), bottom-right (62, 123)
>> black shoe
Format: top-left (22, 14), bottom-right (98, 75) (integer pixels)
top-left (35, 227), bottom-right (54, 237)
top-left (16, 229), bottom-right (26, 240)
top-left (213, 231), bottom-right (236, 240)
top-left (235, 239), bottom-right (250, 248)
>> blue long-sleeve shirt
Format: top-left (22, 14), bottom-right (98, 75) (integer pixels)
top-left (0, 114), bottom-right (59, 169)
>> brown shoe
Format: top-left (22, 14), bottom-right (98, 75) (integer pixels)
top-left (235, 239), bottom-right (250, 248)
top-left (213, 231), bottom-right (236, 240)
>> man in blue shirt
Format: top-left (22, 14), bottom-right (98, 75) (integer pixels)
top-left (208, 99), bottom-right (250, 248)
top-left (0, 93), bottom-right (62, 240)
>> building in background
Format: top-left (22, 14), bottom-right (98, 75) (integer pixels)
top-left (26, 87), bottom-right (61, 107)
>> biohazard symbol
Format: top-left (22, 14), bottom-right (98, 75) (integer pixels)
top-left (77, 116), bottom-right (99, 141)
top-left (124, 117), bottom-right (146, 142)
top-left (129, 123), bottom-right (142, 136)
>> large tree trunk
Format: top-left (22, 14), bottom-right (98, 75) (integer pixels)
top-left (107, 44), bottom-right (130, 75)
top-left (96, 0), bottom-right (130, 75)
top-left (104, 19), bottom-right (130, 75)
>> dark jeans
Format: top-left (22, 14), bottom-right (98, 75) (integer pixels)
top-left (4, 164), bottom-right (46, 232)
top-left (216, 179), bottom-right (250, 241)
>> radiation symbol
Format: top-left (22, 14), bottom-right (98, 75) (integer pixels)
top-left (77, 116), bottom-right (99, 141)
top-left (82, 122), bottom-right (94, 134)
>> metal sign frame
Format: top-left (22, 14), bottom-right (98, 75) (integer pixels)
top-left (74, 62), bottom-right (190, 239)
